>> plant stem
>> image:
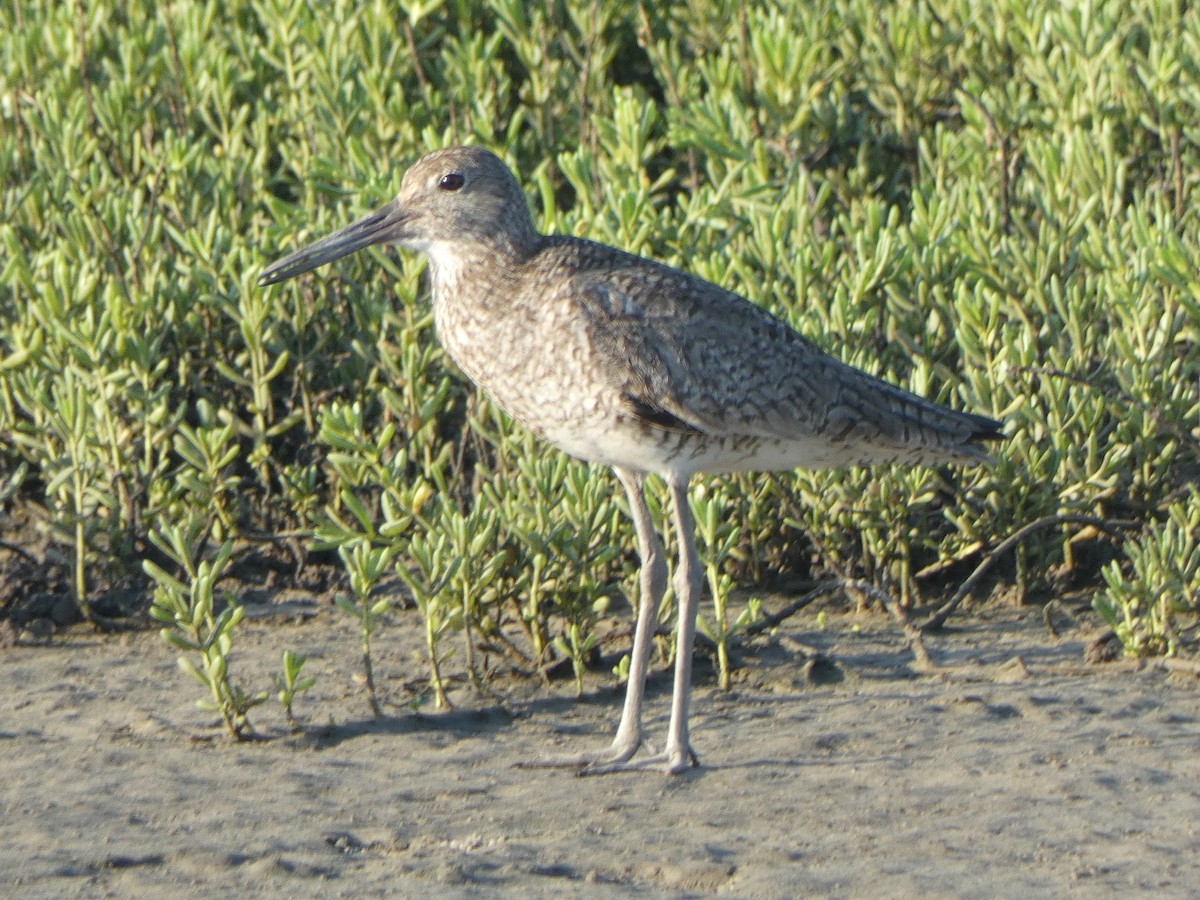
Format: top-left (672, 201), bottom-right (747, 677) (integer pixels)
top-left (362, 631), bottom-right (381, 718)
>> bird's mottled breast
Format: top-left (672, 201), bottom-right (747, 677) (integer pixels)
top-left (428, 242), bottom-right (618, 444)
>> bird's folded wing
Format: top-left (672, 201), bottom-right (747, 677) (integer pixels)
top-left (566, 267), bottom-right (1000, 451)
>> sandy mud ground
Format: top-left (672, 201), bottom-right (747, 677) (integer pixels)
top-left (3, 600), bottom-right (1198, 898)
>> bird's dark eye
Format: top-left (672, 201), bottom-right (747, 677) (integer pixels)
top-left (438, 172), bottom-right (465, 192)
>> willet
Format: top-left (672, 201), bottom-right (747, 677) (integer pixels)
top-left (260, 146), bottom-right (1002, 775)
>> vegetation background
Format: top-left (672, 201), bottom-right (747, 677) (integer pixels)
top-left (2, 0), bottom-right (1198, 722)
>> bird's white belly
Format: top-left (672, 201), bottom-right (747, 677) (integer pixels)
top-left (539, 416), bottom-right (886, 478)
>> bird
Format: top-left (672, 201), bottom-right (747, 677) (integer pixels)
top-left (259, 145), bottom-right (1002, 775)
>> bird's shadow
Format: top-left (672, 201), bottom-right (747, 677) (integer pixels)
top-left (294, 703), bottom-right (516, 751)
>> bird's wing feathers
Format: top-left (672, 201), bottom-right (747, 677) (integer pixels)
top-left (566, 263), bottom-right (998, 452)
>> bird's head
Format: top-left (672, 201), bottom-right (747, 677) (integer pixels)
top-left (258, 146), bottom-right (538, 287)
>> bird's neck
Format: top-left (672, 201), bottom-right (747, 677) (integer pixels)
top-left (423, 240), bottom-right (474, 297)
top-left (423, 233), bottom-right (541, 295)
top-left (427, 240), bottom-right (531, 387)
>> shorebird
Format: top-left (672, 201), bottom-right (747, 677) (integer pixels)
top-left (260, 146), bottom-right (1002, 775)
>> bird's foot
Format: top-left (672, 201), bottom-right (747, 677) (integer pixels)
top-left (515, 736), bottom-right (642, 771)
top-left (576, 743), bottom-right (699, 777)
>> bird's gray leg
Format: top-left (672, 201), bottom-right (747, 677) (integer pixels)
top-left (521, 466), bottom-right (666, 769)
top-left (657, 472), bottom-right (702, 773)
top-left (605, 466), bottom-right (668, 758)
top-left (582, 472), bottom-right (700, 776)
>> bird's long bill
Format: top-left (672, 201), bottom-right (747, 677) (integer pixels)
top-left (257, 199), bottom-right (409, 286)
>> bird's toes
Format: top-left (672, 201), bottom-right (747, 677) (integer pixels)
top-left (515, 739), bottom-right (641, 771)
top-left (513, 752), bottom-right (590, 770)
top-left (577, 745), bottom-right (697, 777)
